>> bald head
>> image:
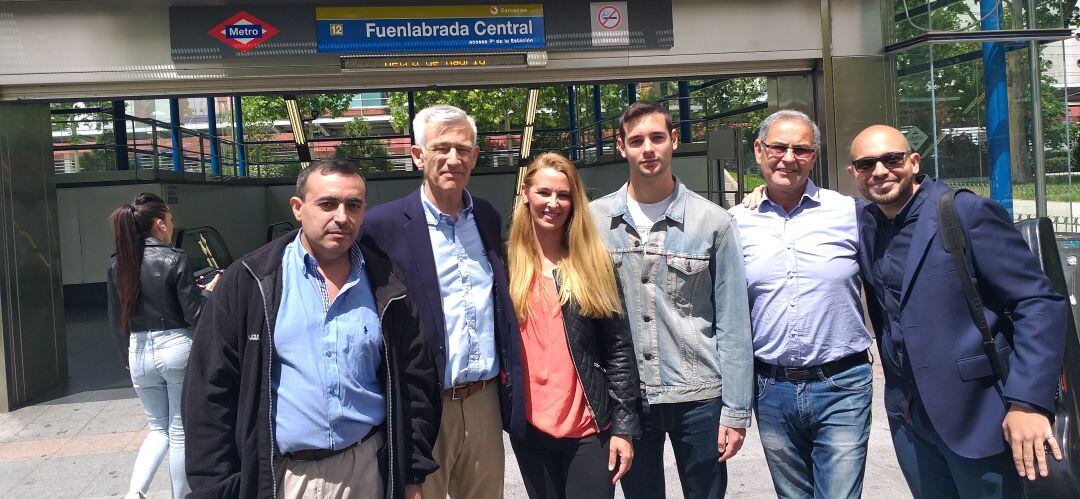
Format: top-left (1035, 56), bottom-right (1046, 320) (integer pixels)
top-left (850, 125), bottom-right (910, 162)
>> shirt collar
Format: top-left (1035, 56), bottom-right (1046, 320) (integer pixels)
top-left (760, 179), bottom-right (821, 213)
top-left (292, 232), bottom-right (365, 279)
top-left (419, 184), bottom-right (474, 226)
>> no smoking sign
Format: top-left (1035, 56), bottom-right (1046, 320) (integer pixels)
top-left (597, 4), bottom-right (623, 30)
top-left (590, 2), bottom-right (628, 46)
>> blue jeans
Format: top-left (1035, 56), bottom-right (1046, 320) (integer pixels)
top-left (620, 397), bottom-right (727, 499)
top-left (754, 362), bottom-right (872, 499)
top-left (889, 393), bottom-right (1020, 498)
top-left (128, 328), bottom-right (192, 499)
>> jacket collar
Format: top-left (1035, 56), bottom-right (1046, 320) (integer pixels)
top-left (605, 176), bottom-right (688, 225)
top-left (144, 236), bottom-right (170, 247)
top-left (241, 228), bottom-right (301, 280)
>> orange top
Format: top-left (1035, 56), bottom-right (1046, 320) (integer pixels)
top-left (519, 275), bottom-right (597, 438)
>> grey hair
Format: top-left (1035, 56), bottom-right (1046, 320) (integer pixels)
top-left (757, 109), bottom-right (821, 148)
top-left (412, 104), bottom-right (478, 149)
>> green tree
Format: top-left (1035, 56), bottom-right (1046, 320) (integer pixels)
top-left (334, 117), bottom-right (394, 173)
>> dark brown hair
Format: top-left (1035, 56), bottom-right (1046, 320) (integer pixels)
top-left (617, 101), bottom-right (675, 140)
top-left (294, 159), bottom-right (365, 199)
top-left (108, 193), bottom-right (168, 333)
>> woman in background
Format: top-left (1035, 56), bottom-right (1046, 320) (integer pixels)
top-left (507, 152), bottom-right (641, 499)
top-left (106, 193), bottom-right (217, 499)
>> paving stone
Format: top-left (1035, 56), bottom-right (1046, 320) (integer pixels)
top-left (0, 458), bottom-right (45, 488)
top-left (9, 418), bottom-right (89, 441)
top-left (0, 437), bottom-right (70, 462)
top-left (35, 401), bottom-right (109, 422)
top-left (54, 432), bottom-right (140, 457)
top-left (77, 414), bottom-right (151, 437)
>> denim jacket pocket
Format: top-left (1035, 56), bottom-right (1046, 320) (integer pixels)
top-left (665, 254), bottom-right (710, 304)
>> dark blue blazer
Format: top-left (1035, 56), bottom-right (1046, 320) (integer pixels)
top-left (360, 188), bottom-right (526, 439)
top-left (858, 177), bottom-right (1067, 459)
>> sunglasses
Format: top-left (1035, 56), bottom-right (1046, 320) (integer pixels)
top-left (851, 152), bottom-right (908, 173)
top-left (762, 142), bottom-right (816, 159)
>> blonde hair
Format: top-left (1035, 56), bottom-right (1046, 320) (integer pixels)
top-left (508, 152), bottom-right (622, 322)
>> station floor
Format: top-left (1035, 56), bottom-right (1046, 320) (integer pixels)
top-left (0, 304), bottom-right (912, 498)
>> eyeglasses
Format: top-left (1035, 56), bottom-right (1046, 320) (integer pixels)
top-left (427, 143), bottom-right (477, 156)
top-left (762, 143), bottom-right (816, 159)
top-left (851, 152), bottom-right (908, 173)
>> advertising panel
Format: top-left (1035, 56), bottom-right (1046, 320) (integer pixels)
top-left (316, 5), bottom-right (546, 54)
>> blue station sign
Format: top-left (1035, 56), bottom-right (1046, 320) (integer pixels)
top-left (316, 5), bottom-right (545, 53)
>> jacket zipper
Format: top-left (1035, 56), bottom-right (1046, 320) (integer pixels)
top-left (551, 272), bottom-right (601, 434)
top-left (244, 262), bottom-right (278, 499)
top-left (380, 292), bottom-right (405, 499)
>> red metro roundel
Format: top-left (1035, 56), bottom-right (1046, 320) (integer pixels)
top-left (209, 11), bottom-right (280, 52)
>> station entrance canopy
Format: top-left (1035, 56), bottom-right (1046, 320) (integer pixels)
top-left (0, 0), bottom-right (836, 101)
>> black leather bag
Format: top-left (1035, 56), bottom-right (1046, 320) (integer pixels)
top-left (939, 189), bottom-right (1080, 495)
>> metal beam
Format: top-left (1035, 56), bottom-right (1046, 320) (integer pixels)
top-left (981, 0), bottom-right (1012, 214)
top-left (678, 80), bottom-right (691, 141)
top-left (206, 97), bottom-right (221, 176)
top-left (169, 98), bottom-right (182, 172)
top-left (233, 96), bottom-right (247, 177)
top-left (594, 84), bottom-right (603, 158)
top-left (1029, 6), bottom-right (1046, 217)
top-left (112, 100), bottom-right (128, 171)
top-left (568, 86), bottom-right (579, 161)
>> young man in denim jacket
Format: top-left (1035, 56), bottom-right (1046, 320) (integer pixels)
top-left (589, 101), bottom-right (754, 499)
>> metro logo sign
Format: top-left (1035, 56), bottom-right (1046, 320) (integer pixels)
top-left (208, 11), bottom-right (279, 52)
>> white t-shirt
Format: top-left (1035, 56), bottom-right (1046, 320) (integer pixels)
top-left (626, 190), bottom-right (676, 240)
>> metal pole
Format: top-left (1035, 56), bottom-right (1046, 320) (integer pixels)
top-left (568, 86), bottom-right (579, 161)
top-left (594, 84), bottom-right (603, 158)
top-left (233, 96), bottom-right (247, 177)
top-left (407, 91), bottom-right (417, 170)
top-left (169, 98), bottom-right (183, 172)
top-left (207, 97), bottom-right (221, 176)
top-left (112, 100), bottom-right (129, 171)
top-left (678, 80), bottom-right (691, 141)
top-left (1028, 3), bottom-right (1046, 217)
top-left (982, 0), bottom-right (1013, 215)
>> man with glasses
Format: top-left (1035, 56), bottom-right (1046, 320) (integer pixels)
top-left (730, 110), bottom-right (874, 498)
top-left (361, 104), bottom-right (522, 498)
top-left (590, 100), bottom-right (753, 499)
top-left (849, 125), bottom-right (1066, 497)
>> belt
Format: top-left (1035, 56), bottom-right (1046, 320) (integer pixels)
top-left (443, 377), bottom-right (496, 400)
top-left (282, 429), bottom-right (378, 462)
top-left (755, 351), bottom-right (870, 382)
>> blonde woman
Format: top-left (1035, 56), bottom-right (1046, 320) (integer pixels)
top-left (508, 152), bottom-right (641, 499)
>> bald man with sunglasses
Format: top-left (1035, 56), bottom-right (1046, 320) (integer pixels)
top-left (849, 125), bottom-right (1066, 497)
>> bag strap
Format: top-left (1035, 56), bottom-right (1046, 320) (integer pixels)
top-left (937, 188), bottom-right (1010, 382)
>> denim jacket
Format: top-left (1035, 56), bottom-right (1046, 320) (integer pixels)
top-left (588, 178), bottom-right (753, 428)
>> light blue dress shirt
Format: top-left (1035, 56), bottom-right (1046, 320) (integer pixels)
top-left (729, 180), bottom-right (872, 367)
top-left (273, 234), bottom-right (384, 453)
top-left (420, 187), bottom-right (499, 388)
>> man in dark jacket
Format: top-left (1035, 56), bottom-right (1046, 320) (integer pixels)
top-left (361, 104), bottom-right (522, 499)
top-left (182, 159), bottom-right (439, 499)
top-left (849, 125), bottom-right (1066, 497)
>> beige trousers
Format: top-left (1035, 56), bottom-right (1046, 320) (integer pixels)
top-left (279, 431), bottom-right (384, 499)
top-left (421, 381), bottom-right (505, 499)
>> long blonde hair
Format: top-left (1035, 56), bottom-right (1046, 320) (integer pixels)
top-left (508, 152), bottom-right (622, 322)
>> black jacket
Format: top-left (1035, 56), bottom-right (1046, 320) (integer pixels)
top-left (557, 290), bottom-right (641, 437)
top-left (361, 189), bottom-right (527, 438)
top-left (182, 230), bottom-right (440, 499)
top-left (106, 237), bottom-right (207, 368)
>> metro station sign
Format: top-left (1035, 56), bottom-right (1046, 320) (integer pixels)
top-left (208, 11), bottom-right (280, 53)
